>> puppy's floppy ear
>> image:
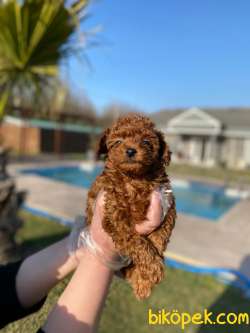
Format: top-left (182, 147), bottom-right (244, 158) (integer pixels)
top-left (155, 130), bottom-right (172, 166)
top-left (96, 128), bottom-right (110, 159)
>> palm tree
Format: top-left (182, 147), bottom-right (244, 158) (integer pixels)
top-left (0, 0), bottom-right (90, 117)
top-left (0, 0), bottom-right (91, 261)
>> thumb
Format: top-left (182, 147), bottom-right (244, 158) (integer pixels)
top-left (135, 191), bottom-right (162, 235)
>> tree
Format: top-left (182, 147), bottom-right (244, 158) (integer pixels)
top-left (0, 0), bottom-right (90, 118)
top-left (0, 0), bottom-right (91, 261)
top-left (98, 102), bottom-right (143, 128)
top-left (46, 84), bottom-right (97, 124)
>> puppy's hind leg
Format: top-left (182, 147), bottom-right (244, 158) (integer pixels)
top-left (123, 265), bottom-right (153, 299)
top-left (122, 251), bottom-right (164, 300)
top-left (119, 235), bottom-right (164, 299)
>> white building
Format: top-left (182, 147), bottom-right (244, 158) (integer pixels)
top-left (152, 107), bottom-right (250, 169)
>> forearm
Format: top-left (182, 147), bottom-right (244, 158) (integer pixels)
top-left (16, 237), bottom-right (80, 308)
top-left (43, 249), bottom-right (113, 333)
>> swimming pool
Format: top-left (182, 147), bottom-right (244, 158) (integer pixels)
top-left (22, 165), bottom-right (240, 221)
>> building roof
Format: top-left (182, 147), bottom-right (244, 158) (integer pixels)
top-left (150, 109), bottom-right (182, 124)
top-left (204, 108), bottom-right (250, 129)
top-left (151, 107), bottom-right (250, 131)
top-left (4, 116), bottom-right (102, 134)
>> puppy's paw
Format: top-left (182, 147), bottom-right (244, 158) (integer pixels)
top-left (133, 279), bottom-right (153, 300)
top-left (149, 258), bottom-right (164, 284)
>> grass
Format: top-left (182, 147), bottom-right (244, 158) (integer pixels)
top-left (1, 211), bottom-right (250, 333)
top-left (168, 163), bottom-right (250, 186)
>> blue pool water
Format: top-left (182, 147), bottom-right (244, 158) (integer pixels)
top-left (22, 166), bottom-right (239, 221)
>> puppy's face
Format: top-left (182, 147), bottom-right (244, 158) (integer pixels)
top-left (106, 127), bottom-right (160, 174)
top-left (97, 115), bottom-right (171, 176)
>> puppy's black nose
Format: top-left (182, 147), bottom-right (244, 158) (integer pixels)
top-left (126, 148), bottom-right (137, 157)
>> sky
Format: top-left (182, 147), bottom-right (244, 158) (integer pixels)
top-left (63, 0), bottom-right (250, 113)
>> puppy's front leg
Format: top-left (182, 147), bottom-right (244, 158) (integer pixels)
top-left (148, 202), bottom-right (176, 256)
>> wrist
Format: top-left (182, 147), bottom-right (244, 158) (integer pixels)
top-left (89, 228), bottom-right (118, 262)
top-left (68, 217), bottom-right (131, 271)
top-left (79, 247), bottom-right (115, 275)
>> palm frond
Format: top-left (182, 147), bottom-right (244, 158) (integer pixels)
top-left (0, 89), bottom-right (9, 119)
top-left (69, 0), bottom-right (88, 16)
top-left (0, 0), bottom-right (90, 116)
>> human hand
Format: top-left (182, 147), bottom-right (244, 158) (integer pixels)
top-left (135, 190), bottom-right (163, 235)
top-left (89, 189), bottom-right (165, 262)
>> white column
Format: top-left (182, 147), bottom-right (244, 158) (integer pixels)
top-left (244, 139), bottom-right (250, 166)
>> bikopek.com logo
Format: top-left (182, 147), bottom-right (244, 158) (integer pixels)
top-left (148, 309), bottom-right (249, 330)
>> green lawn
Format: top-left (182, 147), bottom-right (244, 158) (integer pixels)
top-left (168, 163), bottom-right (250, 186)
top-left (2, 211), bottom-right (250, 333)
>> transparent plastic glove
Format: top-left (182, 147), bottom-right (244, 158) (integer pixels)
top-left (68, 191), bottom-right (130, 270)
top-left (68, 187), bottom-right (171, 269)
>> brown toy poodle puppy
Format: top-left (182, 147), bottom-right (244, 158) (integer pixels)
top-left (86, 114), bottom-right (176, 299)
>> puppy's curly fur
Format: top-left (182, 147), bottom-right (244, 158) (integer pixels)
top-left (86, 114), bottom-right (176, 299)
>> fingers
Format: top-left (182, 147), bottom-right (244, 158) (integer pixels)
top-left (135, 190), bottom-right (162, 235)
top-left (90, 191), bottom-right (116, 253)
top-left (93, 189), bottom-right (163, 238)
top-left (92, 191), bottom-right (106, 229)
top-left (93, 190), bottom-right (105, 213)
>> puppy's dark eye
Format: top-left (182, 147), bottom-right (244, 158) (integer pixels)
top-left (114, 140), bottom-right (122, 146)
top-left (142, 139), bottom-right (150, 145)
top-left (108, 139), bottom-right (123, 149)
